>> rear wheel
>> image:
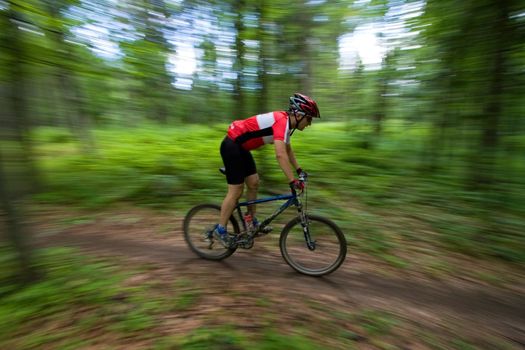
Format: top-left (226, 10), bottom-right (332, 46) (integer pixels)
top-left (183, 204), bottom-right (239, 260)
top-left (280, 214), bottom-right (346, 276)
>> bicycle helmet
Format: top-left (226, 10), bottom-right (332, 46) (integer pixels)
top-left (289, 93), bottom-right (321, 118)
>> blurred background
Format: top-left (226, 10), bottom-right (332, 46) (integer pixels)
top-left (2, 0), bottom-right (525, 276)
top-left (0, 0), bottom-right (524, 347)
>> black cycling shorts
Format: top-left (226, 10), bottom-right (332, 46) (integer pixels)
top-left (220, 136), bottom-right (257, 185)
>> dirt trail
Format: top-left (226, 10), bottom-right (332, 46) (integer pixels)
top-left (35, 212), bottom-right (525, 348)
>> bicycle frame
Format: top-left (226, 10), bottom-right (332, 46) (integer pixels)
top-left (234, 193), bottom-right (299, 233)
top-left (231, 188), bottom-right (315, 250)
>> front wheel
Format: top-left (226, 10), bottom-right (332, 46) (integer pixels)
top-left (280, 214), bottom-right (347, 276)
top-left (183, 204), bottom-right (239, 260)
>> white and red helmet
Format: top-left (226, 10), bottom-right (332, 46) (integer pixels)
top-left (289, 93), bottom-right (320, 118)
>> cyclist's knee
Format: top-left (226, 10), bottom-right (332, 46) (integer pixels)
top-left (245, 174), bottom-right (259, 191)
top-left (227, 184), bottom-right (244, 200)
top-left (246, 181), bottom-right (259, 191)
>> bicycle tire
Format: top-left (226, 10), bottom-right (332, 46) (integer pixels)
top-left (280, 214), bottom-right (347, 276)
top-left (183, 204), bottom-right (239, 260)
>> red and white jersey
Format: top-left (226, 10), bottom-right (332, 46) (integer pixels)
top-left (227, 111), bottom-right (290, 151)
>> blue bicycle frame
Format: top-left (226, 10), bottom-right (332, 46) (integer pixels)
top-left (234, 193), bottom-right (299, 232)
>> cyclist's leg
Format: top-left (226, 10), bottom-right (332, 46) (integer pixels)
top-left (219, 184), bottom-right (243, 227)
top-left (241, 149), bottom-right (258, 216)
top-left (245, 172), bottom-right (271, 233)
top-left (245, 173), bottom-right (259, 216)
top-left (219, 137), bottom-right (246, 228)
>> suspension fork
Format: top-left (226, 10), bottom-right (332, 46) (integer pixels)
top-left (296, 198), bottom-right (316, 251)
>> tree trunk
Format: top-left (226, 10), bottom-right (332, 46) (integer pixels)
top-left (373, 77), bottom-right (387, 137)
top-left (256, 1), bottom-right (269, 114)
top-left (0, 139), bottom-right (37, 283)
top-left (44, 3), bottom-right (96, 154)
top-left (233, 0), bottom-right (246, 118)
top-left (0, 8), bottom-right (41, 282)
top-left (471, 0), bottom-right (510, 187)
top-left (3, 8), bottom-right (40, 193)
top-left (297, 5), bottom-right (313, 96)
top-left (254, 1), bottom-right (272, 183)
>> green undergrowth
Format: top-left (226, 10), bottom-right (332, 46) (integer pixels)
top-left (28, 122), bottom-right (525, 264)
top-left (1, 246), bottom-right (516, 349)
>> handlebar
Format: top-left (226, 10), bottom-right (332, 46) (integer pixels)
top-left (290, 177), bottom-right (307, 196)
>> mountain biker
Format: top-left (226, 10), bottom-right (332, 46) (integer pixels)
top-left (213, 93), bottom-right (321, 247)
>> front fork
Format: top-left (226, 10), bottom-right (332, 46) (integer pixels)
top-left (297, 200), bottom-right (316, 251)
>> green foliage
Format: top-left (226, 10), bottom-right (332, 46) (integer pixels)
top-left (175, 326), bottom-right (248, 350)
top-left (33, 125), bottom-right (226, 207)
top-left (451, 339), bottom-right (477, 350)
top-left (32, 127), bottom-right (75, 144)
top-left (172, 290), bottom-right (201, 311)
top-left (0, 246), bottom-right (186, 348)
top-left (172, 326), bottom-right (321, 350)
top-left (254, 330), bottom-right (321, 350)
top-left (30, 122), bottom-right (525, 263)
top-left (356, 310), bottom-right (398, 336)
top-left (0, 245), bottom-right (21, 295)
top-left (0, 247), bottom-right (124, 341)
top-left (2, 1), bottom-right (524, 347)
top-left (107, 308), bottom-right (156, 333)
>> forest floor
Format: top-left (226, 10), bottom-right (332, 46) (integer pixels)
top-left (26, 205), bottom-right (525, 349)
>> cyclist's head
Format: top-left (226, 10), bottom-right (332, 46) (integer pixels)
top-left (289, 93), bottom-right (321, 119)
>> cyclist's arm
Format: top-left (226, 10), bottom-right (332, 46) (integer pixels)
top-left (275, 140), bottom-right (295, 182)
top-left (286, 144), bottom-right (300, 171)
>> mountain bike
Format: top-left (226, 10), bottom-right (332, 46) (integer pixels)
top-left (183, 171), bottom-right (347, 276)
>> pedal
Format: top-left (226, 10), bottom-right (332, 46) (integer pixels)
top-left (255, 225), bottom-right (273, 237)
